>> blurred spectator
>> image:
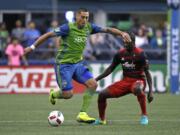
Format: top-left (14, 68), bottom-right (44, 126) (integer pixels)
top-left (131, 16), bottom-right (140, 34)
top-left (90, 33), bottom-right (104, 45)
top-left (0, 22), bottom-right (9, 50)
top-left (83, 37), bottom-right (96, 61)
top-left (47, 20), bottom-right (58, 33)
top-left (0, 18), bottom-right (168, 64)
top-left (135, 28), bottom-right (149, 48)
top-left (5, 37), bottom-right (28, 66)
top-left (37, 20), bottom-right (61, 60)
top-left (23, 21), bottom-right (40, 47)
top-left (90, 33), bottom-right (121, 60)
top-left (146, 26), bottom-right (154, 41)
top-left (104, 34), bottom-right (122, 50)
top-left (150, 29), bottom-right (166, 49)
top-left (162, 22), bottom-right (169, 38)
top-left (11, 20), bottom-right (25, 43)
top-left (90, 33), bottom-right (108, 60)
top-left (46, 20), bottom-right (60, 49)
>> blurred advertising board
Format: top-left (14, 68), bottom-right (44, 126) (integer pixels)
top-left (0, 64), bottom-right (167, 94)
top-left (170, 5), bottom-right (180, 94)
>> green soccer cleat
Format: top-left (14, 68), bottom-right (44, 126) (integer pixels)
top-left (76, 112), bottom-right (96, 123)
top-left (49, 89), bottom-right (56, 105)
top-left (92, 119), bottom-right (107, 125)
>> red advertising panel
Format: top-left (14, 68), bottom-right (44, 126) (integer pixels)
top-left (0, 66), bottom-right (85, 94)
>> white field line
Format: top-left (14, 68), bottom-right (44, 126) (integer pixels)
top-left (0, 119), bottom-right (180, 123)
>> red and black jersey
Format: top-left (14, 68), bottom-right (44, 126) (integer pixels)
top-left (112, 47), bottom-right (149, 78)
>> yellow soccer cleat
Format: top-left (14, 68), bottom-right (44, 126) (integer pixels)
top-left (49, 89), bottom-right (56, 105)
top-left (76, 112), bottom-right (96, 123)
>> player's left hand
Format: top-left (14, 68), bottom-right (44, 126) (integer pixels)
top-left (121, 32), bottom-right (131, 43)
top-left (147, 92), bottom-right (153, 103)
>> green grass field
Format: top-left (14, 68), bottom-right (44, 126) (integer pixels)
top-left (0, 93), bottom-right (180, 135)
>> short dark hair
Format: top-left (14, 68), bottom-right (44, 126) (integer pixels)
top-left (11, 37), bottom-right (19, 42)
top-left (76, 8), bottom-right (89, 14)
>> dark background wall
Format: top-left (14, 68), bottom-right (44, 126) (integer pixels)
top-left (0, 0), bottom-right (167, 12)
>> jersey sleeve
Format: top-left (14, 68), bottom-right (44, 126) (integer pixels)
top-left (90, 23), bottom-right (103, 34)
top-left (111, 53), bottom-right (121, 68)
top-left (53, 23), bottom-right (69, 37)
top-left (140, 52), bottom-right (149, 70)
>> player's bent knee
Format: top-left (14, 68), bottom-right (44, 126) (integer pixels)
top-left (88, 82), bottom-right (98, 90)
top-left (63, 93), bottom-right (73, 99)
top-left (85, 79), bottom-right (98, 90)
top-left (63, 94), bottom-right (73, 99)
top-left (62, 91), bottom-right (73, 99)
top-left (133, 81), bottom-right (144, 96)
top-left (98, 89), bottom-right (109, 101)
top-left (92, 83), bottom-right (98, 90)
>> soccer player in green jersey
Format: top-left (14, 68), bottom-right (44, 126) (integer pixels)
top-left (24, 8), bottom-right (131, 123)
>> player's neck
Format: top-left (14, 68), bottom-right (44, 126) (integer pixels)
top-left (75, 22), bottom-right (85, 29)
top-left (126, 47), bottom-right (135, 54)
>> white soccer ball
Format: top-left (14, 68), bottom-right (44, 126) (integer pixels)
top-left (48, 110), bottom-right (64, 126)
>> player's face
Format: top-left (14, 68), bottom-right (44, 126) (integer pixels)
top-left (76, 11), bottom-right (89, 28)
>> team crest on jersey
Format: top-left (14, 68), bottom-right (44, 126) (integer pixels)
top-left (54, 27), bottom-right (60, 33)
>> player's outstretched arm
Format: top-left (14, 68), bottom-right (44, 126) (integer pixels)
top-left (96, 52), bottom-right (121, 81)
top-left (96, 64), bottom-right (116, 81)
top-left (24, 32), bottom-right (56, 55)
top-left (101, 27), bottom-right (131, 43)
top-left (145, 69), bottom-right (153, 103)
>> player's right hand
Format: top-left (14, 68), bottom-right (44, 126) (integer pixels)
top-left (122, 32), bottom-right (131, 43)
top-left (24, 47), bottom-right (33, 55)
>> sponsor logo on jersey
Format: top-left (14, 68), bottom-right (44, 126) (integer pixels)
top-left (122, 62), bottom-right (135, 69)
top-left (74, 36), bottom-right (87, 43)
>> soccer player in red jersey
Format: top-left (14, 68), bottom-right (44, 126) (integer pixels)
top-left (93, 32), bottom-right (153, 125)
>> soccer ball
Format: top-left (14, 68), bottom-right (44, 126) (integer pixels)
top-left (48, 110), bottom-right (64, 126)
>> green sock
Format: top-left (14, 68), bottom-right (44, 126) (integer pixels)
top-left (80, 89), bottom-right (95, 112)
top-left (52, 90), bottom-right (64, 99)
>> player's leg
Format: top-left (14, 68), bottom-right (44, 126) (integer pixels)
top-left (132, 80), bottom-right (148, 125)
top-left (49, 64), bottom-right (74, 105)
top-left (81, 78), bottom-right (97, 112)
top-left (93, 79), bottom-right (131, 125)
top-left (76, 78), bottom-right (97, 123)
top-left (93, 88), bottom-right (111, 125)
top-left (73, 61), bottom-right (97, 123)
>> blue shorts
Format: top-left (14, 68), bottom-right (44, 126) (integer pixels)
top-left (54, 61), bottom-right (93, 91)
